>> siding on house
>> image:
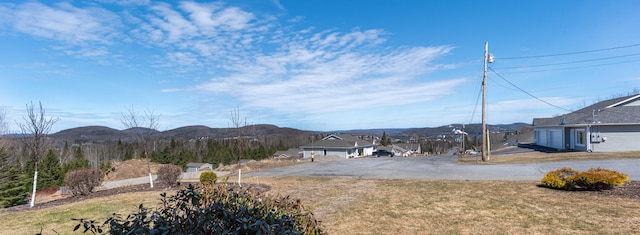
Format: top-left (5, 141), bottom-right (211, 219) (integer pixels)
top-left (300, 134), bottom-right (375, 159)
top-left (186, 162), bottom-right (213, 172)
top-left (590, 125), bottom-right (640, 152)
top-left (533, 94), bottom-right (640, 152)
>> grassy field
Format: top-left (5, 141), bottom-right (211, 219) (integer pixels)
top-left (2, 177), bottom-right (639, 234)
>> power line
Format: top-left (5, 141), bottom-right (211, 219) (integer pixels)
top-left (469, 82), bottom-right (482, 124)
top-left (495, 58), bottom-right (640, 74)
top-left (498, 43), bottom-right (640, 60)
top-left (488, 67), bottom-right (573, 112)
top-left (493, 52), bottom-right (640, 69)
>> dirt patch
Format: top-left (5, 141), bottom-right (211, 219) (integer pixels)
top-left (104, 159), bottom-right (166, 182)
top-left (572, 180), bottom-right (640, 200)
top-left (217, 156), bottom-right (345, 174)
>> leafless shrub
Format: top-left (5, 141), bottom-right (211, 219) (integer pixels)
top-left (157, 164), bottom-right (182, 186)
top-left (64, 167), bottom-right (103, 196)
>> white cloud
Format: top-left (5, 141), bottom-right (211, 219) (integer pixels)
top-left (1, 1), bottom-right (468, 129)
top-left (117, 2), bottom-right (461, 119)
top-left (96, 0), bottom-right (151, 6)
top-left (180, 2), bottom-right (255, 31)
top-left (271, 0), bottom-right (286, 12)
top-left (192, 24), bottom-right (457, 115)
top-left (4, 2), bottom-right (121, 44)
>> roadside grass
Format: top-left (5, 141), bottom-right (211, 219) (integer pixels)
top-left (3, 177), bottom-right (640, 234)
top-left (458, 150), bottom-right (640, 164)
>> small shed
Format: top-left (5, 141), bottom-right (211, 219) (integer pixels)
top-left (186, 162), bottom-right (213, 172)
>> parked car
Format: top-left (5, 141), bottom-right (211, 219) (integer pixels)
top-left (373, 149), bottom-right (394, 157)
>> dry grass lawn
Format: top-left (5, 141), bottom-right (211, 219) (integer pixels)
top-left (0, 191), bottom-right (161, 234)
top-left (459, 149), bottom-right (640, 164)
top-left (4, 176), bottom-right (639, 234)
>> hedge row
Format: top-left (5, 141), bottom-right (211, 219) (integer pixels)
top-left (541, 167), bottom-right (629, 191)
top-left (74, 182), bottom-right (323, 234)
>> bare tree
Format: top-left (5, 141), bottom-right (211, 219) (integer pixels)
top-left (0, 107), bottom-right (8, 148)
top-left (16, 101), bottom-right (59, 207)
top-left (121, 106), bottom-right (160, 188)
top-left (230, 107), bottom-right (249, 187)
top-left (0, 107), bottom-right (8, 136)
top-left (230, 107), bottom-right (246, 165)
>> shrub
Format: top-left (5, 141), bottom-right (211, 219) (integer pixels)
top-left (571, 168), bottom-right (629, 191)
top-left (157, 164), bottom-right (182, 186)
top-left (74, 183), bottom-right (324, 234)
top-left (541, 167), bottom-right (629, 191)
top-left (199, 171), bottom-right (217, 186)
top-left (541, 167), bottom-right (579, 190)
top-left (64, 167), bottom-right (103, 196)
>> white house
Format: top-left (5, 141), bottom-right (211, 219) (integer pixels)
top-left (392, 143), bottom-right (422, 157)
top-left (300, 134), bottom-right (376, 159)
top-left (533, 94), bottom-right (640, 152)
top-left (185, 162), bottom-right (213, 172)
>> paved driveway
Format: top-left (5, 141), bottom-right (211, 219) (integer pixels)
top-left (247, 150), bottom-right (640, 181)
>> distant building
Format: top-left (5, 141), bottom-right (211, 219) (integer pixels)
top-left (532, 94), bottom-right (640, 152)
top-left (300, 134), bottom-right (376, 159)
top-left (272, 148), bottom-right (302, 158)
top-left (186, 162), bottom-right (213, 172)
top-left (392, 143), bottom-right (422, 157)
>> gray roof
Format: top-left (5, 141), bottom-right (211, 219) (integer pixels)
top-left (272, 148), bottom-right (301, 157)
top-left (393, 143), bottom-right (420, 152)
top-left (533, 94), bottom-right (640, 126)
top-left (301, 134), bottom-right (375, 149)
top-left (186, 162), bottom-right (212, 168)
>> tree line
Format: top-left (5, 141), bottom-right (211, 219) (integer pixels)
top-left (0, 136), bottom-right (290, 208)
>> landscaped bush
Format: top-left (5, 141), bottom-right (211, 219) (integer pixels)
top-left (64, 167), bottom-right (103, 196)
top-left (541, 167), bottom-right (579, 190)
top-left (541, 167), bottom-right (629, 191)
top-left (200, 171), bottom-right (217, 186)
top-left (157, 164), bottom-right (182, 186)
top-left (74, 183), bottom-right (324, 234)
top-left (571, 168), bottom-right (629, 191)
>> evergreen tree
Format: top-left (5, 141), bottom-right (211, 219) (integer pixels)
top-left (74, 145), bottom-right (84, 160)
top-left (123, 143), bottom-right (134, 160)
top-left (0, 171), bottom-right (30, 208)
top-left (39, 149), bottom-right (62, 189)
top-left (381, 132), bottom-right (389, 146)
top-left (0, 148), bottom-right (30, 208)
top-left (62, 146), bottom-right (90, 175)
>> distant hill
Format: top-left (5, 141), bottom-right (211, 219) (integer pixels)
top-left (49, 124), bottom-right (315, 144)
top-left (46, 122), bottom-right (531, 145)
top-left (337, 123), bottom-right (532, 140)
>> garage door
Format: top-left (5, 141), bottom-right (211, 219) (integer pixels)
top-left (549, 130), bottom-right (563, 149)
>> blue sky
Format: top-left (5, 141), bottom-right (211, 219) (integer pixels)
top-left (1, 0), bottom-right (640, 133)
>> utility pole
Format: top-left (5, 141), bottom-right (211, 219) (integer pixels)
top-left (481, 42), bottom-right (492, 161)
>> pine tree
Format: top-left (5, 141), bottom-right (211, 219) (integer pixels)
top-left (381, 132), bottom-right (389, 146)
top-left (62, 146), bottom-right (90, 175)
top-left (0, 148), bottom-right (30, 208)
top-left (39, 149), bottom-right (62, 189)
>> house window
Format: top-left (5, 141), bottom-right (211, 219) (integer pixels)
top-left (576, 129), bottom-right (585, 146)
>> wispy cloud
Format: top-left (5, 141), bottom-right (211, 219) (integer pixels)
top-left (121, 1), bottom-right (461, 117)
top-left (1, 2), bottom-right (121, 44)
top-left (2, 1), bottom-right (464, 129)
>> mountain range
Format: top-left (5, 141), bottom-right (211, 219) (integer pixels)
top-left (48, 123), bottom-right (532, 144)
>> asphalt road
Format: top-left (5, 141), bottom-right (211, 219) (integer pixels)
top-left (247, 150), bottom-right (640, 181)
